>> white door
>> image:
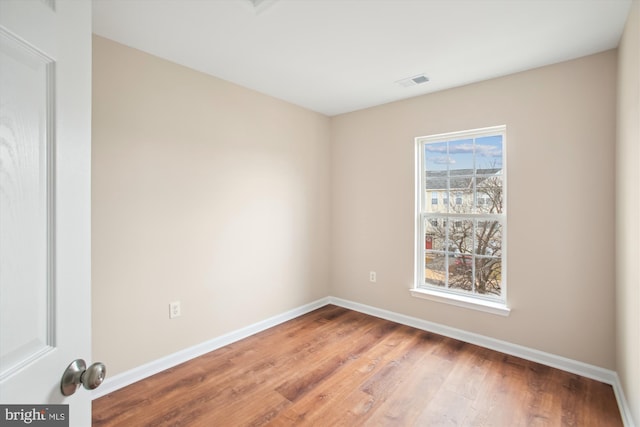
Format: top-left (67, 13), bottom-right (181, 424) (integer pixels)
top-left (0, 1), bottom-right (93, 425)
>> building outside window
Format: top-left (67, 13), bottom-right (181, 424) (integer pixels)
top-left (414, 126), bottom-right (506, 308)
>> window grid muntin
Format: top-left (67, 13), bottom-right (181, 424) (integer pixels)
top-left (417, 126), bottom-right (505, 303)
top-left (422, 213), bottom-right (503, 298)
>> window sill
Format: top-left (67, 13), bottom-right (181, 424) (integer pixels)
top-left (410, 288), bottom-right (511, 316)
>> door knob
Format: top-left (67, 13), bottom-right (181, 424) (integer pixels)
top-left (60, 359), bottom-right (107, 396)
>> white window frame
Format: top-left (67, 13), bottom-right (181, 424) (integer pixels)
top-left (412, 126), bottom-right (510, 316)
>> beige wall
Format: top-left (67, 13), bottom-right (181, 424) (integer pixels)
top-left (331, 51), bottom-right (617, 369)
top-left (93, 33), bottom-right (622, 380)
top-left (92, 36), bottom-right (331, 375)
top-left (616, 1), bottom-right (640, 424)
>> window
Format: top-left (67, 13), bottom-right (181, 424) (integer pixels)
top-left (414, 126), bottom-right (508, 315)
top-left (431, 191), bottom-right (438, 205)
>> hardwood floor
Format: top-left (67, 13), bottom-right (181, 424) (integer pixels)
top-left (93, 305), bottom-right (622, 426)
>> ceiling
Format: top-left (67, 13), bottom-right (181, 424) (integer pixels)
top-left (92, 0), bottom-right (632, 117)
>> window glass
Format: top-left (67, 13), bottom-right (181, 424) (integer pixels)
top-left (417, 126), bottom-right (506, 302)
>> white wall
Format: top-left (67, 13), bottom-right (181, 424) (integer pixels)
top-left (616, 1), bottom-right (640, 424)
top-left (92, 36), bottom-right (331, 375)
top-left (331, 51), bottom-right (618, 370)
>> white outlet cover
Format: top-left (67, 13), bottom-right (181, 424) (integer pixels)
top-left (169, 301), bottom-right (181, 318)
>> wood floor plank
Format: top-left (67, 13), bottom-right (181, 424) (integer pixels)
top-left (303, 327), bottom-right (431, 426)
top-left (93, 305), bottom-right (623, 426)
top-left (271, 323), bottom-right (419, 425)
top-left (366, 348), bottom-right (453, 425)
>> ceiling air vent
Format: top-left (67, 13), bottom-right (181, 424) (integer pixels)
top-left (242, 0), bottom-right (278, 13)
top-left (396, 74), bottom-right (430, 88)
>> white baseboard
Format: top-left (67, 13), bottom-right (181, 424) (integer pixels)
top-left (327, 296), bottom-right (635, 427)
top-left (92, 297), bottom-right (330, 399)
top-left (92, 295), bottom-right (634, 427)
top-left (611, 373), bottom-right (636, 427)
top-left (328, 297), bottom-right (615, 382)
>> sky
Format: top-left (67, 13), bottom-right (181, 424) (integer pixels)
top-left (425, 135), bottom-right (503, 172)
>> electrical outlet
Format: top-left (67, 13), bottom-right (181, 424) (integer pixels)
top-left (169, 301), bottom-right (181, 319)
top-left (369, 271), bottom-right (377, 283)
